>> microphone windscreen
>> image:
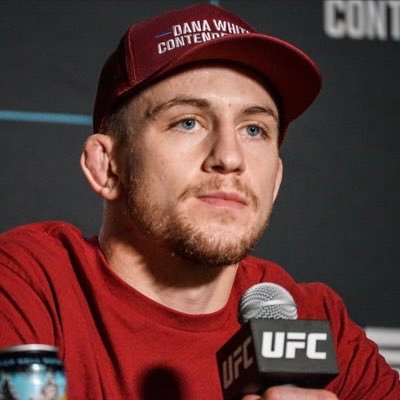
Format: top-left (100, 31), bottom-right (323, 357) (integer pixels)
top-left (239, 283), bottom-right (298, 322)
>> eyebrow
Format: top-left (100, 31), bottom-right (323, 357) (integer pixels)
top-left (240, 105), bottom-right (279, 123)
top-left (146, 96), bottom-right (210, 119)
top-left (146, 96), bottom-right (279, 124)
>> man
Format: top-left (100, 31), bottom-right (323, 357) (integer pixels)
top-left (0, 3), bottom-right (398, 399)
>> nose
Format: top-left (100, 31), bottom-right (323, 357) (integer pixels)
top-left (202, 125), bottom-right (246, 175)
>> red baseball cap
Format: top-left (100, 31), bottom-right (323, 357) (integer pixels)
top-left (93, 3), bottom-right (322, 145)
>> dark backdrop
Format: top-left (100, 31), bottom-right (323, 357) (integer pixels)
top-left (1, 0), bottom-right (399, 328)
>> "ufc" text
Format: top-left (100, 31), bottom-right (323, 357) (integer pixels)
top-left (261, 331), bottom-right (328, 359)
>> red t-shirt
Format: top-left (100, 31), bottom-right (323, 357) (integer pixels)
top-left (0, 221), bottom-right (398, 399)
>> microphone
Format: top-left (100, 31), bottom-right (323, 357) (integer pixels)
top-left (216, 283), bottom-right (339, 400)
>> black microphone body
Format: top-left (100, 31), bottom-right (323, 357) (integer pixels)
top-left (216, 283), bottom-right (339, 400)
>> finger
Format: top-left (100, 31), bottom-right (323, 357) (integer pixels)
top-left (262, 386), bottom-right (337, 399)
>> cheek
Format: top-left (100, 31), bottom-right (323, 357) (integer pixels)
top-left (248, 166), bottom-right (281, 217)
top-left (250, 156), bottom-right (279, 190)
top-left (141, 154), bottom-right (185, 199)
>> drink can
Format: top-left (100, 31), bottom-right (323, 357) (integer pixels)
top-left (0, 344), bottom-right (67, 400)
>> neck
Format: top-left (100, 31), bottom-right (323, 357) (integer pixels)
top-left (99, 214), bottom-right (239, 315)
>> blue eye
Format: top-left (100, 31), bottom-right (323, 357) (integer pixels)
top-left (246, 124), bottom-right (262, 137)
top-left (179, 119), bottom-right (197, 130)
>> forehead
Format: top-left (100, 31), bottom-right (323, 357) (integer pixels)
top-left (132, 63), bottom-right (280, 113)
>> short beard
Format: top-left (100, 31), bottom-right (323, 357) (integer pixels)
top-left (124, 164), bottom-right (270, 267)
top-left (160, 217), bottom-right (267, 267)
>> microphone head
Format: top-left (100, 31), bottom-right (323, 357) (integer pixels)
top-left (239, 282), bottom-right (298, 322)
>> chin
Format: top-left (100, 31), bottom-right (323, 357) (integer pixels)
top-left (165, 226), bottom-right (261, 267)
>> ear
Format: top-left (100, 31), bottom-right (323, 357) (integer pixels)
top-left (272, 158), bottom-right (283, 202)
top-left (80, 134), bottom-right (121, 200)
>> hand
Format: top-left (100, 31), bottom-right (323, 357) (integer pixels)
top-left (242, 385), bottom-right (338, 400)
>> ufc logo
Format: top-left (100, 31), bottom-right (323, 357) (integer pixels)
top-left (222, 336), bottom-right (254, 389)
top-left (261, 331), bottom-right (328, 360)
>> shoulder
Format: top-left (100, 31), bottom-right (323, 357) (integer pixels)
top-left (0, 220), bottom-right (89, 250)
top-left (240, 256), bottom-right (400, 396)
top-left (0, 221), bottom-right (91, 279)
top-left (0, 220), bottom-right (84, 246)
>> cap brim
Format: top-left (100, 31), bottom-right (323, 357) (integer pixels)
top-left (150, 33), bottom-right (322, 139)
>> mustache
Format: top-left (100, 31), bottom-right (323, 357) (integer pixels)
top-left (178, 176), bottom-right (260, 209)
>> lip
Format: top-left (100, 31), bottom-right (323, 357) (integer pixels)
top-left (197, 191), bottom-right (248, 209)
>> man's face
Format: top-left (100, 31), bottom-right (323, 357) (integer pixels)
top-left (118, 64), bottom-right (282, 266)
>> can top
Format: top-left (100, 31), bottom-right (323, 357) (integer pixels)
top-left (0, 344), bottom-right (58, 354)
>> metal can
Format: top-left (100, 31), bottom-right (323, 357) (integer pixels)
top-left (0, 344), bottom-right (67, 400)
